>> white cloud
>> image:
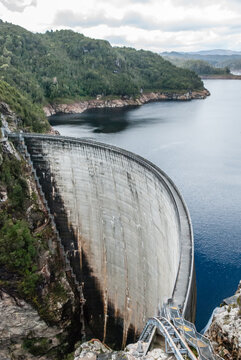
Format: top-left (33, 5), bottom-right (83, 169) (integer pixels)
top-left (0, 0), bottom-right (36, 12)
top-left (0, 0), bottom-right (241, 51)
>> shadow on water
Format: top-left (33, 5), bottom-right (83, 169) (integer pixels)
top-left (49, 106), bottom-right (164, 134)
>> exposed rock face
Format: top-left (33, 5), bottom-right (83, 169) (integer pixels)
top-left (0, 102), bottom-right (21, 132)
top-left (43, 90), bottom-right (210, 116)
top-left (74, 340), bottom-right (174, 360)
top-left (0, 102), bottom-right (12, 116)
top-left (0, 290), bottom-right (60, 359)
top-left (206, 281), bottom-right (241, 360)
top-left (0, 185), bottom-right (7, 203)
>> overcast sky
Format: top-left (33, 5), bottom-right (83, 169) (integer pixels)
top-left (1, 0), bottom-right (241, 52)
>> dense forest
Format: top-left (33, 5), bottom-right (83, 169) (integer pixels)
top-left (0, 20), bottom-right (204, 105)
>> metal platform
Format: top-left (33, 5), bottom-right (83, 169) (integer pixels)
top-left (139, 304), bottom-right (223, 360)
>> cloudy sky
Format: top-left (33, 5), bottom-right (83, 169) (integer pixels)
top-left (1, 0), bottom-right (241, 52)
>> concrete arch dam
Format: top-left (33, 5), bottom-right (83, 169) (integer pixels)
top-left (13, 134), bottom-right (195, 347)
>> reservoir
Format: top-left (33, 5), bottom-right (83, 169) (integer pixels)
top-left (49, 80), bottom-right (241, 331)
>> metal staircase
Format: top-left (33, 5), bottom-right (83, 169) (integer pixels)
top-left (139, 316), bottom-right (197, 359)
top-left (139, 304), bottom-right (223, 360)
top-left (165, 305), bottom-right (222, 360)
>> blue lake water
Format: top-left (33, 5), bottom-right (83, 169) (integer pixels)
top-left (49, 80), bottom-right (241, 331)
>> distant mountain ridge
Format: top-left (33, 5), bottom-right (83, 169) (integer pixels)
top-left (162, 49), bottom-right (241, 56)
top-left (188, 49), bottom-right (241, 56)
top-left (161, 49), bottom-right (241, 70)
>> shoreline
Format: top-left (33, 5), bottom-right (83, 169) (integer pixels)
top-left (201, 74), bottom-right (241, 80)
top-left (43, 89), bottom-right (210, 117)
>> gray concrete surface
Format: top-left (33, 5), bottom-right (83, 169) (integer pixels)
top-left (10, 134), bottom-right (195, 347)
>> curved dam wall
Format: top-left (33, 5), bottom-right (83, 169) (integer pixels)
top-left (14, 134), bottom-right (195, 347)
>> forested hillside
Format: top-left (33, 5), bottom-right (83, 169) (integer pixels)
top-left (161, 50), bottom-right (241, 72)
top-left (0, 20), bottom-right (204, 104)
top-left (0, 80), bottom-right (49, 132)
top-left (163, 57), bottom-right (230, 76)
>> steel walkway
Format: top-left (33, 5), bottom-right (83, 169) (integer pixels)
top-left (140, 316), bottom-right (197, 359)
top-left (139, 304), bottom-right (223, 360)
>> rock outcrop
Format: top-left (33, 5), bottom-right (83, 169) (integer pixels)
top-left (43, 90), bottom-right (210, 117)
top-left (0, 290), bottom-right (60, 360)
top-left (74, 340), bottom-right (174, 360)
top-left (206, 281), bottom-right (241, 360)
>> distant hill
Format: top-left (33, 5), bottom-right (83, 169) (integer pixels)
top-left (186, 49), bottom-right (241, 56)
top-left (163, 57), bottom-right (230, 76)
top-left (161, 50), bottom-right (241, 71)
top-left (0, 21), bottom-right (204, 105)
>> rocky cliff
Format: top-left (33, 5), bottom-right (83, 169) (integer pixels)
top-left (43, 90), bottom-right (210, 117)
top-left (205, 281), bottom-right (241, 360)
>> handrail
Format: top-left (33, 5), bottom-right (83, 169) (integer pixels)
top-left (139, 305), bottom-right (223, 360)
top-left (166, 305), bottom-right (223, 360)
top-left (139, 317), bottom-right (197, 360)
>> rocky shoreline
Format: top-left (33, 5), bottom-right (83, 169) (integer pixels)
top-left (43, 90), bottom-right (210, 117)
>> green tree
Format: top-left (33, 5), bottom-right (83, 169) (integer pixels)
top-left (0, 219), bottom-right (37, 272)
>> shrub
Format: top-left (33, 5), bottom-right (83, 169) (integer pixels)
top-left (0, 219), bottom-right (37, 272)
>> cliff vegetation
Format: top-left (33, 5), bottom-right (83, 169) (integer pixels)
top-left (0, 79), bottom-right (49, 132)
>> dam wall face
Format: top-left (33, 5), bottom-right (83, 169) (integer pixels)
top-left (18, 135), bottom-right (195, 347)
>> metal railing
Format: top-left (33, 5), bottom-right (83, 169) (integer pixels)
top-left (138, 301), bottom-right (224, 360)
top-left (166, 305), bottom-right (223, 360)
top-left (139, 316), bottom-right (198, 360)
